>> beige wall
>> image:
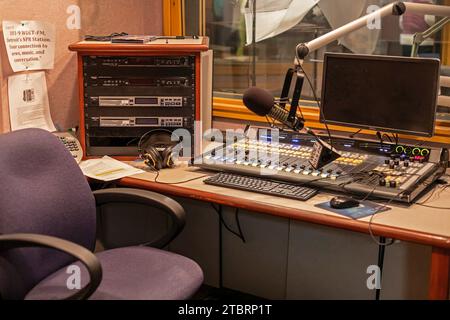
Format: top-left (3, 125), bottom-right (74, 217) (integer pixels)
top-left (0, 0), bottom-right (163, 132)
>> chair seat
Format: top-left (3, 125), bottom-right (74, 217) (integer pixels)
top-left (25, 246), bottom-right (203, 300)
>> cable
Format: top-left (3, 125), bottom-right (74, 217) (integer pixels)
top-left (368, 190), bottom-right (405, 247)
top-left (211, 204), bottom-right (246, 243)
top-left (415, 203), bottom-right (450, 209)
top-left (382, 134), bottom-right (393, 143)
top-left (349, 128), bottom-right (362, 138)
top-left (297, 63), bottom-right (334, 152)
top-left (234, 208), bottom-right (246, 243)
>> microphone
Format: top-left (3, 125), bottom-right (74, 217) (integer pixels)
top-left (242, 86), bottom-right (341, 169)
top-left (243, 87), bottom-right (304, 131)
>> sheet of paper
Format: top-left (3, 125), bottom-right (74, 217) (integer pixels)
top-left (80, 156), bottom-right (145, 181)
top-left (318, 0), bottom-right (383, 54)
top-left (243, 0), bottom-right (319, 44)
top-left (8, 71), bottom-right (56, 132)
top-left (2, 20), bottom-right (56, 72)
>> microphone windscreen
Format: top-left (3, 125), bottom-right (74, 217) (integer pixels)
top-left (242, 87), bottom-right (274, 117)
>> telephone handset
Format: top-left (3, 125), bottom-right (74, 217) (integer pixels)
top-left (53, 132), bottom-right (83, 164)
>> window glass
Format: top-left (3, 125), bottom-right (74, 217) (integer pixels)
top-left (198, 0), bottom-right (448, 118)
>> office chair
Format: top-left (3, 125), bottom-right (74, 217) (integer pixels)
top-left (0, 128), bottom-right (203, 300)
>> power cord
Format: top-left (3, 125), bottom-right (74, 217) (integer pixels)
top-left (368, 190), bottom-right (405, 247)
top-left (211, 204), bottom-right (246, 243)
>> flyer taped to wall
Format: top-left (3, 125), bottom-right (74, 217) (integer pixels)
top-left (2, 20), bottom-right (56, 72)
top-left (8, 71), bottom-right (56, 132)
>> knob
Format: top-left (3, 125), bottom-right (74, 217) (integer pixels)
top-left (394, 160), bottom-right (399, 166)
top-left (404, 147), bottom-right (412, 155)
top-left (327, 169), bottom-right (333, 174)
top-left (421, 149), bottom-right (430, 157)
top-left (389, 180), bottom-right (397, 188)
top-left (211, 150), bottom-right (216, 157)
top-left (404, 161), bottom-right (409, 167)
top-left (395, 146), bottom-right (404, 153)
top-left (384, 159), bottom-right (390, 165)
top-left (412, 148), bottom-right (421, 156)
top-left (389, 163), bottom-right (395, 169)
top-left (379, 179), bottom-right (386, 186)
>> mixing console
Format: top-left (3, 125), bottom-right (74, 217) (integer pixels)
top-left (195, 128), bottom-right (446, 203)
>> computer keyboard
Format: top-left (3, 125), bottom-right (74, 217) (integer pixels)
top-left (204, 172), bottom-right (318, 201)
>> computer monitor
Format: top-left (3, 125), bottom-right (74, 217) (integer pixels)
top-left (320, 53), bottom-right (440, 137)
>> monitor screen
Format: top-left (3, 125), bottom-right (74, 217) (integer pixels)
top-left (320, 53), bottom-right (440, 137)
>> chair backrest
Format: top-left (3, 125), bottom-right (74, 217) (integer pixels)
top-left (0, 129), bottom-right (96, 299)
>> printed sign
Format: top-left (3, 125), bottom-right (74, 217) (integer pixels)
top-left (2, 20), bottom-right (56, 72)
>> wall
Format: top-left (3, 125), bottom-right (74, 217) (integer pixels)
top-left (0, 0), bottom-right (163, 132)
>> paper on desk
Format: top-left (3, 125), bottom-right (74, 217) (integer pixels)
top-left (2, 20), bottom-right (56, 72)
top-left (8, 71), bottom-right (56, 132)
top-left (243, 0), bottom-right (319, 44)
top-left (80, 156), bottom-right (145, 181)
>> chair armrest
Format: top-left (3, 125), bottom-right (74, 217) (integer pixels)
top-left (93, 188), bottom-right (186, 248)
top-left (0, 233), bottom-right (102, 300)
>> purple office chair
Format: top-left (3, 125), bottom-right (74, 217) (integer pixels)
top-left (0, 128), bottom-right (203, 300)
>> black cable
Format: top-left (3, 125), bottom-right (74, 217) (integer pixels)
top-left (382, 134), bottom-right (393, 143)
top-left (297, 63), bottom-right (334, 151)
top-left (375, 236), bottom-right (390, 301)
top-left (349, 128), bottom-right (362, 138)
top-left (376, 132), bottom-right (384, 150)
top-left (211, 204), bottom-right (246, 243)
top-left (234, 208), bottom-right (246, 243)
top-left (415, 203), bottom-right (450, 210)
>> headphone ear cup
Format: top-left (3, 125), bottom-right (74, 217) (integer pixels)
top-left (161, 146), bottom-right (175, 168)
top-left (143, 146), bottom-right (163, 170)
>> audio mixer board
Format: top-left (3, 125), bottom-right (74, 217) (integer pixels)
top-left (194, 128), bottom-right (446, 203)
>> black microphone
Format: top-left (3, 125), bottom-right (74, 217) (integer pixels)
top-left (243, 87), bottom-right (304, 131)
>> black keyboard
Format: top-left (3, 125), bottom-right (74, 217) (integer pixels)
top-left (204, 172), bottom-right (318, 201)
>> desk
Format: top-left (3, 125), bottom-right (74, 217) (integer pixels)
top-left (118, 165), bottom-right (450, 299)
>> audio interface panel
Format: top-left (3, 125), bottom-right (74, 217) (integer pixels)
top-left (82, 55), bottom-right (197, 156)
top-left (195, 129), bottom-right (446, 203)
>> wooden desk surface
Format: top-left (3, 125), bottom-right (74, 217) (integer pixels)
top-left (119, 166), bottom-right (450, 249)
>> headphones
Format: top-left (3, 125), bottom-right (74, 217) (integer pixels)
top-left (138, 129), bottom-right (180, 170)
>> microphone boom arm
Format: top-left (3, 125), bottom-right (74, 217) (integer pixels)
top-left (295, 1), bottom-right (450, 66)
